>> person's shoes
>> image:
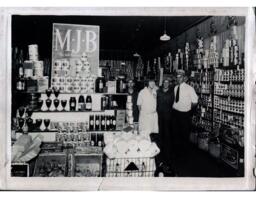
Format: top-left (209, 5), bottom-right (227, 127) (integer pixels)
top-left (163, 165), bottom-right (177, 177)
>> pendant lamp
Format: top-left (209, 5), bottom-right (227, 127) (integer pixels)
top-left (160, 17), bottom-right (170, 41)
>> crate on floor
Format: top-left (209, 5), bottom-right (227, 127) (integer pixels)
top-left (106, 157), bottom-right (156, 177)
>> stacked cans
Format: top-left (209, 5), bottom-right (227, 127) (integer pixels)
top-left (51, 57), bottom-right (96, 93)
top-left (28, 44), bottom-right (39, 61)
top-left (221, 39), bottom-right (240, 67)
top-left (126, 95), bottom-right (134, 126)
top-left (26, 44), bottom-right (45, 78)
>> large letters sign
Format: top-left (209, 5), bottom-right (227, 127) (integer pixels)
top-left (51, 23), bottom-right (99, 93)
top-left (52, 23), bottom-right (99, 77)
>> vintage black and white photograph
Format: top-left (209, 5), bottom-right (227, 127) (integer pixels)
top-left (9, 13), bottom-right (246, 178)
top-left (0, 7), bottom-right (255, 191)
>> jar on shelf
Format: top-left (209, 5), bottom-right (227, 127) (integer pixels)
top-left (116, 76), bottom-right (126, 93)
top-left (95, 76), bottom-right (106, 93)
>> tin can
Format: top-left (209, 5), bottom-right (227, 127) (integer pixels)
top-left (33, 61), bottom-right (44, 77)
top-left (62, 59), bottom-right (69, 68)
top-left (28, 44), bottom-right (39, 61)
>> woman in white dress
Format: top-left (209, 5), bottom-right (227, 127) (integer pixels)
top-left (137, 76), bottom-right (159, 139)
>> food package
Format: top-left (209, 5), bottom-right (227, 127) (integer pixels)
top-left (12, 134), bottom-right (43, 162)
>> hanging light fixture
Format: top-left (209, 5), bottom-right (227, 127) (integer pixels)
top-left (160, 17), bottom-right (170, 41)
top-left (133, 52), bottom-right (140, 57)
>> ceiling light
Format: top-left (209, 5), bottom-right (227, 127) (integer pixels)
top-left (160, 32), bottom-right (170, 41)
top-left (133, 52), bottom-right (140, 57)
top-left (160, 17), bottom-right (170, 41)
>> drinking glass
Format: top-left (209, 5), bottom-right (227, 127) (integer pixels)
top-left (46, 99), bottom-right (52, 111)
top-left (18, 118), bottom-right (25, 132)
top-left (26, 108), bottom-right (33, 118)
top-left (18, 106), bottom-right (25, 118)
top-left (26, 118), bottom-right (33, 131)
top-left (38, 99), bottom-right (43, 111)
top-left (53, 87), bottom-right (60, 98)
top-left (44, 119), bottom-right (51, 131)
top-left (61, 99), bottom-right (67, 111)
top-left (35, 119), bottom-right (42, 131)
top-left (54, 99), bottom-right (60, 111)
top-left (46, 88), bottom-right (52, 99)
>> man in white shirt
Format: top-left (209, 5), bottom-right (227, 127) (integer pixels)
top-left (172, 70), bottom-right (198, 161)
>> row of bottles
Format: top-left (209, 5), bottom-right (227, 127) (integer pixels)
top-left (89, 115), bottom-right (116, 131)
top-left (76, 95), bottom-right (92, 111)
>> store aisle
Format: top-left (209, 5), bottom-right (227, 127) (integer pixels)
top-left (165, 144), bottom-right (238, 177)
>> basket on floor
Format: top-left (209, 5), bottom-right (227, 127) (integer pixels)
top-left (105, 157), bottom-right (156, 177)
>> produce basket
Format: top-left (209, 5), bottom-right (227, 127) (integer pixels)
top-left (105, 157), bottom-right (156, 177)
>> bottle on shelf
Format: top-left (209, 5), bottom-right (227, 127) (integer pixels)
top-left (106, 115), bottom-right (110, 131)
top-left (16, 65), bottom-right (25, 91)
top-left (95, 115), bottom-right (100, 131)
top-left (69, 97), bottom-right (77, 111)
top-left (85, 95), bottom-right (92, 111)
top-left (78, 95), bottom-right (85, 111)
top-left (95, 76), bottom-right (105, 93)
top-left (112, 115), bottom-right (116, 130)
top-left (101, 115), bottom-right (105, 131)
top-left (89, 115), bottom-right (94, 131)
top-left (101, 96), bottom-right (106, 110)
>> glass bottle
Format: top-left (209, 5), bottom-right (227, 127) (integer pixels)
top-left (85, 95), bottom-right (92, 111)
top-left (78, 95), bottom-right (85, 111)
top-left (69, 97), bottom-right (76, 111)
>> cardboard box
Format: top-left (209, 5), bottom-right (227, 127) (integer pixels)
top-left (37, 76), bottom-right (49, 92)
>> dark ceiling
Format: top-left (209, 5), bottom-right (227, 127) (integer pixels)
top-left (12, 15), bottom-right (209, 59)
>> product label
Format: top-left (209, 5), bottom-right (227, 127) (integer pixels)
top-left (99, 82), bottom-right (103, 89)
top-left (86, 103), bottom-right (92, 109)
top-left (96, 120), bottom-right (99, 125)
top-left (113, 120), bottom-right (116, 125)
top-left (101, 120), bottom-right (105, 125)
top-left (90, 120), bottom-right (94, 125)
top-left (106, 120), bottom-right (110, 125)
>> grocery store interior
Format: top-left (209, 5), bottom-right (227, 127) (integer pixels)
top-left (11, 15), bottom-right (245, 177)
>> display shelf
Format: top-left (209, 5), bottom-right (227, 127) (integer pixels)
top-left (33, 110), bottom-right (106, 113)
top-left (213, 94), bottom-right (244, 100)
top-left (15, 130), bottom-right (121, 133)
top-left (214, 80), bottom-right (244, 84)
top-left (14, 91), bottom-right (129, 95)
top-left (214, 107), bottom-right (244, 115)
top-left (15, 130), bottom-right (122, 142)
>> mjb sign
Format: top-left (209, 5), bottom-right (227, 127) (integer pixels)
top-left (52, 23), bottom-right (99, 76)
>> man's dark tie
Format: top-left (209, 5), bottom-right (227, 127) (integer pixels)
top-left (175, 86), bottom-right (180, 103)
